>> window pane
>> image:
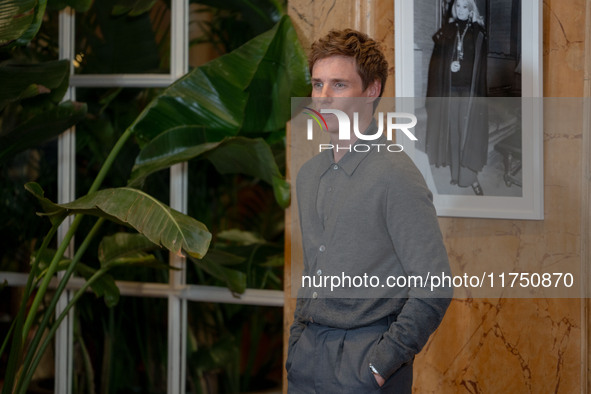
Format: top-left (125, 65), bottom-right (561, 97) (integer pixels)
top-left (74, 0), bottom-right (170, 74)
top-left (0, 137), bottom-right (58, 387)
top-left (0, 145), bottom-right (58, 273)
top-left (75, 295), bottom-right (168, 393)
top-left (186, 302), bottom-right (283, 394)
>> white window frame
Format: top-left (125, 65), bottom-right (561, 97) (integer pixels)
top-left (0, 2), bottom-right (284, 393)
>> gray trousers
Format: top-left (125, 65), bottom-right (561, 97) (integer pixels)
top-left (286, 319), bottom-right (413, 393)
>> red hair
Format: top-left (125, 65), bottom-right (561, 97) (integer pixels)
top-left (309, 29), bottom-right (389, 96)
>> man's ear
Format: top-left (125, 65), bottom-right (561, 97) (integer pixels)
top-left (366, 80), bottom-right (381, 103)
top-left (368, 80), bottom-right (381, 97)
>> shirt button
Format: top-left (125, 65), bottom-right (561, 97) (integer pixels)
top-left (332, 164), bottom-right (339, 170)
top-left (312, 292), bottom-right (318, 299)
top-left (319, 245), bottom-right (326, 252)
top-left (316, 269), bottom-right (322, 276)
top-left (328, 187), bottom-right (333, 192)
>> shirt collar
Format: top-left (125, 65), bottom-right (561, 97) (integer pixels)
top-left (319, 120), bottom-right (383, 176)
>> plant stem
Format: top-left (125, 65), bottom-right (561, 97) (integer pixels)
top-left (0, 223), bottom-right (60, 394)
top-left (20, 125), bottom-right (133, 345)
top-left (88, 127), bottom-right (133, 194)
top-left (17, 266), bottom-right (111, 394)
top-left (16, 126), bottom-right (133, 391)
top-left (0, 222), bottom-right (58, 359)
top-left (21, 215), bottom-right (82, 342)
top-left (18, 218), bottom-right (105, 391)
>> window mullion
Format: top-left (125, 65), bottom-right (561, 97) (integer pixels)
top-left (168, 0), bottom-right (189, 393)
top-left (55, 6), bottom-right (76, 394)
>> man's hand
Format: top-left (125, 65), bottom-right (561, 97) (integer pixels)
top-left (372, 372), bottom-right (385, 387)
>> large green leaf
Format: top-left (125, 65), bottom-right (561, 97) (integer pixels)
top-left (25, 183), bottom-right (212, 258)
top-left (189, 250), bottom-right (247, 294)
top-left (0, 60), bottom-right (70, 110)
top-left (205, 137), bottom-right (290, 208)
top-left (0, 101), bottom-right (87, 162)
top-left (128, 15), bottom-right (310, 147)
top-left (128, 127), bottom-right (290, 207)
top-left (0, 0), bottom-right (36, 46)
top-left (76, 263), bottom-right (120, 307)
top-left (98, 232), bottom-right (159, 266)
top-left (98, 232), bottom-right (170, 271)
top-left (33, 251), bottom-right (120, 307)
top-left (217, 229), bottom-right (266, 246)
top-left (22, 182), bottom-right (67, 225)
top-left (0, 0), bottom-right (47, 49)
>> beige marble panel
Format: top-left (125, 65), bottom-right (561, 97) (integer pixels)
top-left (544, 0), bottom-right (586, 96)
top-left (415, 298), bottom-right (581, 393)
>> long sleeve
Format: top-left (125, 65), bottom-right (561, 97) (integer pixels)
top-left (368, 157), bottom-right (452, 379)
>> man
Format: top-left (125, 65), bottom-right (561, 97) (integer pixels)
top-left (286, 29), bottom-right (452, 393)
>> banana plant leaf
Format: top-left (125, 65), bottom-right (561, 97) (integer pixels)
top-left (98, 232), bottom-right (159, 266)
top-left (217, 229), bottom-right (266, 246)
top-left (129, 15), bottom-right (310, 147)
top-left (0, 59), bottom-right (70, 110)
top-left (25, 182), bottom-right (212, 259)
top-left (188, 250), bottom-right (247, 294)
top-left (21, 182), bottom-right (67, 225)
top-left (34, 251), bottom-right (120, 307)
top-left (0, 101), bottom-right (87, 163)
top-left (76, 263), bottom-right (120, 307)
top-left (0, 0), bottom-right (47, 49)
top-left (0, 0), bottom-right (36, 46)
top-left (128, 126), bottom-right (290, 207)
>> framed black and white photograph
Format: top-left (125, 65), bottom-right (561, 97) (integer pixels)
top-left (394, 0), bottom-right (543, 219)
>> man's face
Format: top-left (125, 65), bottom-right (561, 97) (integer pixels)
top-left (311, 56), bottom-right (379, 134)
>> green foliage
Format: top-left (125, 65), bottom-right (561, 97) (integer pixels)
top-left (0, 0), bottom-right (47, 49)
top-left (0, 60), bottom-right (88, 163)
top-left (130, 131), bottom-right (291, 208)
top-left (0, 1), bottom-right (309, 391)
top-left (26, 182), bottom-right (212, 258)
top-left (129, 14), bottom-right (310, 146)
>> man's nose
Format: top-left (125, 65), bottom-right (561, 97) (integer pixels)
top-left (321, 85), bottom-right (334, 97)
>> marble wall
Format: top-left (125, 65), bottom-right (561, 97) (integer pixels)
top-left (284, 0), bottom-right (589, 392)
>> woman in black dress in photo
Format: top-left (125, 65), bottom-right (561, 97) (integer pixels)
top-left (425, 0), bottom-right (488, 195)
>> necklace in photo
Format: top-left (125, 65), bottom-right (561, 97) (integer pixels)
top-left (451, 21), bottom-right (470, 73)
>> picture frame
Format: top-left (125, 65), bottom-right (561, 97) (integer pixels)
top-left (394, 0), bottom-right (543, 219)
